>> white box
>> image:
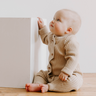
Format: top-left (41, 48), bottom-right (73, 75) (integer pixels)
top-left (0, 18), bottom-right (48, 88)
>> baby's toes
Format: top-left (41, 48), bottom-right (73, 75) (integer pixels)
top-left (25, 84), bottom-right (30, 92)
top-left (41, 87), bottom-right (45, 93)
top-left (27, 86), bottom-right (30, 92)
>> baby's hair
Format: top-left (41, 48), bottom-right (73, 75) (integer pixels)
top-left (62, 9), bottom-right (81, 34)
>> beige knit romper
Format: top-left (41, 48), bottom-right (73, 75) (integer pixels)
top-left (33, 26), bottom-right (83, 92)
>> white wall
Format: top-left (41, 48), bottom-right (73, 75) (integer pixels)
top-left (0, 0), bottom-right (96, 73)
top-left (0, 18), bottom-right (48, 88)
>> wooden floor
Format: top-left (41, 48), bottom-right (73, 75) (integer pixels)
top-left (0, 73), bottom-right (96, 96)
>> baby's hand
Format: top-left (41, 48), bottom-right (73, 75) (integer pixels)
top-left (37, 17), bottom-right (45, 29)
top-left (59, 72), bottom-right (68, 81)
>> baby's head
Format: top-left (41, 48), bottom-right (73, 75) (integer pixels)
top-left (49, 9), bottom-right (81, 36)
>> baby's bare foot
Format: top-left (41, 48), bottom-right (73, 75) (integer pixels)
top-left (39, 84), bottom-right (48, 93)
top-left (25, 83), bottom-right (41, 92)
top-left (25, 83), bottom-right (48, 93)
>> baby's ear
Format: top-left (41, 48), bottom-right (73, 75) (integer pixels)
top-left (67, 27), bottom-right (73, 32)
top-left (65, 27), bottom-right (73, 34)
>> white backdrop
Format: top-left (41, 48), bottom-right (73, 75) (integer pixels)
top-left (0, 0), bottom-right (96, 73)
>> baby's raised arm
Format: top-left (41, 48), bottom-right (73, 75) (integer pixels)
top-left (37, 17), bottom-right (45, 29)
top-left (37, 17), bottom-right (49, 45)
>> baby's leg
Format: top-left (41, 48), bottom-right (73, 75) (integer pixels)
top-left (48, 73), bottom-right (83, 92)
top-left (25, 70), bottom-right (48, 93)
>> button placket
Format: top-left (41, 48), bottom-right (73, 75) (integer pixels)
top-left (55, 41), bottom-right (57, 45)
top-left (51, 35), bottom-right (55, 58)
top-left (55, 36), bottom-right (58, 45)
top-left (52, 34), bottom-right (55, 42)
top-left (53, 35), bottom-right (57, 45)
top-left (49, 34), bottom-right (55, 63)
top-left (47, 64), bottom-right (52, 74)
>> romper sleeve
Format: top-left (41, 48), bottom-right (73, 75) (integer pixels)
top-left (39, 26), bottom-right (49, 45)
top-left (61, 35), bottom-right (79, 76)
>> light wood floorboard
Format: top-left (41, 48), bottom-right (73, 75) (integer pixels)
top-left (0, 73), bottom-right (96, 96)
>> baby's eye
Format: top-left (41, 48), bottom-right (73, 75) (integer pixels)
top-left (57, 19), bottom-right (60, 21)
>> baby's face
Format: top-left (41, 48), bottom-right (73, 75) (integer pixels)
top-left (49, 10), bottom-right (69, 36)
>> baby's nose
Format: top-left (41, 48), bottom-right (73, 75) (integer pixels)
top-left (51, 20), bottom-right (54, 23)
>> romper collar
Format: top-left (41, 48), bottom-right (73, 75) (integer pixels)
top-left (54, 33), bottom-right (72, 39)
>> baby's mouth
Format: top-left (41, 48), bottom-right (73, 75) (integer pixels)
top-left (50, 24), bottom-right (54, 27)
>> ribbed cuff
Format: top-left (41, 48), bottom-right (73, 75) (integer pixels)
top-left (61, 67), bottom-right (73, 76)
top-left (39, 26), bottom-right (48, 35)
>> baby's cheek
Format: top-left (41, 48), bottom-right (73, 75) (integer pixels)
top-left (55, 23), bottom-right (61, 33)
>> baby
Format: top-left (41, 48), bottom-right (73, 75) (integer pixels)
top-left (25, 9), bottom-right (83, 93)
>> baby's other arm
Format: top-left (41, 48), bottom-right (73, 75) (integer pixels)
top-left (59, 72), bottom-right (68, 81)
top-left (61, 35), bottom-right (79, 77)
